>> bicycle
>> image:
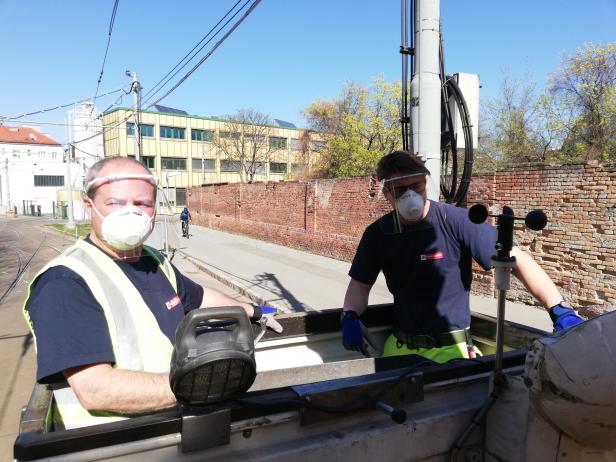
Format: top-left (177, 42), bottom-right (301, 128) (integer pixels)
top-left (181, 220), bottom-right (190, 238)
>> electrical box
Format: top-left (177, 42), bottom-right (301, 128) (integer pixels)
top-left (450, 73), bottom-right (480, 150)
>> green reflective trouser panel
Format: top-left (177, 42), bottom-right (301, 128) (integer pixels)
top-left (382, 333), bottom-right (482, 363)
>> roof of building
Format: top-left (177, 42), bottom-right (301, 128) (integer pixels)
top-left (274, 119), bottom-right (297, 129)
top-left (0, 126), bottom-right (61, 146)
top-left (151, 104), bottom-right (188, 115)
top-left (103, 107), bottom-right (305, 131)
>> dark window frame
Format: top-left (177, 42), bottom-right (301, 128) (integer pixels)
top-left (269, 162), bottom-right (288, 174)
top-left (160, 126), bottom-right (186, 140)
top-left (161, 157), bottom-right (187, 170)
top-left (191, 129), bottom-right (214, 142)
top-left (34, 175), bottom-right (64, 187)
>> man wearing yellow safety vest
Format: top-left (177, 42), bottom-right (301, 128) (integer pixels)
top-left (23, 156), bottom-right (280, 429)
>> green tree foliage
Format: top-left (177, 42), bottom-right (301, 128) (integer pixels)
top-left (549, 43), bottom-right (616, 162)
top-left (303, 77), bottom-right (402, 177)
top-left (481, 72), bottom-right (565, 166)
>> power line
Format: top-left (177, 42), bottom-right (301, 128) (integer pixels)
top-left (140, 0), bottom-right (244, 104)
top-left (91, 0), bottom-right (121, 114)
top-left (1, 87), bottom-right (124, 121)
top-left (146, 0), bottom-right (263, 109)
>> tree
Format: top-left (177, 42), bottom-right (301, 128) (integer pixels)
top-left (214, 108), bottom-right (275, 182)
top-left (482, 72), bottom-right (543, 165)
top-left (303, 76), bottom-right (402, 177)
top-left (549, 43), bottom-right (616, 162)
top-left (481, 68), bottom-right (573, 166)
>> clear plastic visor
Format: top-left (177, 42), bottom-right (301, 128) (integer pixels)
top-left (379, 172), bottom-right (433, 234)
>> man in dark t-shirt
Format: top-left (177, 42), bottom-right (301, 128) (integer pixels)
top-left (24, 156), bottom-right (278, 421)
top-left (28, 235), bottom-right (204, 384)
top-left (341, 151), bottom-right (584, 362)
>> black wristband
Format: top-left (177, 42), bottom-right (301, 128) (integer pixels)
top-left (251, 304), bottom-right (262, 321)
top-left (340, 310), bottom-right (359, 323)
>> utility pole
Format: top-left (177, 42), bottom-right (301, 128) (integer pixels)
top-left (4, 158), bottom-right (10, 210)
top-left (65, 114), bottom-right (75, 229)
top-left (126, 70), bottom-right (142, 161)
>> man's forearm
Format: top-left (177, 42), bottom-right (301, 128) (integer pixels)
top-left (65, 363), bottom-right (176, 414)
top-left (201, 287), bottom-right (255, 317)
top-left (343, 279), bottom-right (372, 316)
top-left (511, 247), bottom-right (562, 309)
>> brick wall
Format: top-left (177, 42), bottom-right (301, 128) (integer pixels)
top-left (189, 162), bottom-right (616, 316)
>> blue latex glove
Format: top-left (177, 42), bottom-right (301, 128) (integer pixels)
top-left (549, 302), bottom-right (584, 333)
top-left (253, 305), bottom-right (283, 333)
top-left (341, 312), bottom-right (376, 356)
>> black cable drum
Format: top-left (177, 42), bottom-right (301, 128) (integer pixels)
top-left (170, 307), bottom-right (257, 406)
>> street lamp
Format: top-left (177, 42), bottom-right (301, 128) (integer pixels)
top-left (163, 172), bottom-right (180, 254)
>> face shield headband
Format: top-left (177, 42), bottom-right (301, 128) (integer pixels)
top-left (84, 173), bottom-right (159, 196)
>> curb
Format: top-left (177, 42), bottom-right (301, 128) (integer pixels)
top-left (177, 250), bottom-right (291, 313)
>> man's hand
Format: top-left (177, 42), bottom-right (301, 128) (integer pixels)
top-left (341, 311), bottom-right (376, 356)
top-left (549, 302), bottom-right (584, 333)
top-left (253, 305), bottom-right (283, 333)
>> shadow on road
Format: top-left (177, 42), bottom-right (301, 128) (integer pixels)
top-left (254, 272), bottom-right (309, 312)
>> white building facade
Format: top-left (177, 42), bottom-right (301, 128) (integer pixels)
top-left (0, 125), bottom-right (82, 216)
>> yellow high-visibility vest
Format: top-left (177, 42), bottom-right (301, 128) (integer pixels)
top-left (23, 239), bottom-right (177, 429)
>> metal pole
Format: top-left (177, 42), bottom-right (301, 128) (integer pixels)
top-left (494, 288), bottom-right (508, 374)
top-left (127, 71), bottom-right (142, 162)
top-left (164, 174), bottom-right (169, 254)
top-left (65, 114), bottom-right (75, 229)
top-left (4, 158), bottom-right (10, 209)
top-left (412, 0), bottom-right (441, 201)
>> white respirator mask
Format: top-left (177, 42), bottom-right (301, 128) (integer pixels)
top-left (91, 203), bottom-right (154, 251)
top-left (395, 189), bottom-right (425, 222)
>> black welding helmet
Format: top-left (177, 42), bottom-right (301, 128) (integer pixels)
top-left (170, 307), bottom-right (256, 406)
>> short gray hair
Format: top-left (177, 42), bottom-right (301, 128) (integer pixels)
top-left (84, 156), bottom-right (152, 199)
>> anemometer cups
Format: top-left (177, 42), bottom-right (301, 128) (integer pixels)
top-left (170, 307), bottom-right (257, 406)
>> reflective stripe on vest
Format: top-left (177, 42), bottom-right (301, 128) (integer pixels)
top-left (23, 239), bottom-right (177, 429)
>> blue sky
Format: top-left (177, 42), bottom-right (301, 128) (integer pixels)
top-left (1, 0), bottom-right (615, 143)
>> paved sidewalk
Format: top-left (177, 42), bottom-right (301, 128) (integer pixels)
top-left (158, 223), bottom-right (553, 332)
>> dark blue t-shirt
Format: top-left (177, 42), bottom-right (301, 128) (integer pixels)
top-left (349, 201), bottom-right (497, 335)
top-left (27, 239), bottom-right (204, 383)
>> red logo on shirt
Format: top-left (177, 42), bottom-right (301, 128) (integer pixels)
top-left (420, 251), bottom-right (444, 261)
top-left (165, 295), bottom-right (181, 310)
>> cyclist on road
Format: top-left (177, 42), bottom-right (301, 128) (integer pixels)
top-left (180, 207), bottom-right (191, 237)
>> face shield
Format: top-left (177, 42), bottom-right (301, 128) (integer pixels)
top-left (84, 174), bottom-right (159, 259)
top-left (378, 172), bottom-right (432, 234)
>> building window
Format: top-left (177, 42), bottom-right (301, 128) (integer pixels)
top-left (269, 136), bottom-right (287, 149)
top-left (12, 150), bottom-right (19, 158)
top-left (290, 138), bottom-right (302, 150)
top-left (51, 152), bottom-right (57, 159)
top-left (311, 140), bottom-right (326, 151)
top-left (128, 155), bottom-right (156, 169)
top-left (160, 187), bottom-right (176, 207)
top-left (38, 151), bottom-right (45, 157)
top-left (191, 129), bottom-right (214, 142)
top-left (220, 160), bottom-right (241, 172)
top-left (34, 175), bottom-right (64, 186)
top-left (161, 157), bottom-right (187, 170)
top-left (126, 123), bottom-right (154, 137)
top-left (248, 162), bottom-right (266, 174)
top-left (269, 162), bottom-right (287, 174)
top-left (160, 126), bottom-right (186, 140)
top-left (219, 131), bottom-right (239, 140)
top-left (176, 188), bottom-right (187, 206)
top-left (191, 158), bottom-right (216, 171)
